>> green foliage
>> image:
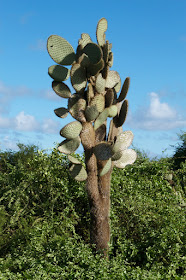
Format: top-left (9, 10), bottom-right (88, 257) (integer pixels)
top-left (173, 132), bottom-right (186, 169)
top-left (0, 145), bottom-right (185, 279)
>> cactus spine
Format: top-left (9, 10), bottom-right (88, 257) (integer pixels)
top-left (47, 18), bottom-right (137, 258)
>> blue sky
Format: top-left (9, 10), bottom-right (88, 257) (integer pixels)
top-left (0, 0), bottom-right (185, 157)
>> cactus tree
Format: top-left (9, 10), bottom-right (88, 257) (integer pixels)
top-left (47, 18), bottom-right (137, 257)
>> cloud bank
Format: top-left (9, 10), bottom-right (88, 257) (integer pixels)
top-left (128, 92), bottom-right (186, 130)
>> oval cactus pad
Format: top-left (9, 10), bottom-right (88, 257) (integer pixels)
top-left (69, 164), bottom-right (87, 181)
top-left (94, 142), bottom-right (113, 161)
top-left (47, 35), bottom-right (76, 65)
top-left (52, 81), bottom-right (71, 98)
top-left (114, 149), bottom-right (137, 169)
top-left (96, 18), bottom-right (108, 46)
top-left (54, 107), bottom-right (68, 118)
top-left (48, 65), bottom-right (70, 82)
top-left (60, 121), bottom-right (82, 139)
top-left (58, 137), bottom-right (81, 154)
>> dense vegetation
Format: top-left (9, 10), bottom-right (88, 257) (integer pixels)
top-left (0, 142), bottom-right (185, 279)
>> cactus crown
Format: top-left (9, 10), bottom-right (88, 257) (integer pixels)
top-left (47, 18), bottom-right (137, 181)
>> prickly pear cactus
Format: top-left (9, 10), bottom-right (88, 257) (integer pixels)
top-left (47, 17), bottom-right (137, 182)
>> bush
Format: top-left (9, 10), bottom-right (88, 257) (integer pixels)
top-left (0, 145), bottom-right (185, 279)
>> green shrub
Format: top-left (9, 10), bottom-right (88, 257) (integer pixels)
top-left (0, 145), bottom-right (185, 279)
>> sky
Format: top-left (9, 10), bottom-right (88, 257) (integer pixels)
top-left (0, 0), bottom-right (185, 157)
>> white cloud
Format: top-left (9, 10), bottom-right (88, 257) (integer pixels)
top-left (128, 92), bottom-right (186, 130)
top-left (14, 111), bottom-right (39, 131)
top-left (147, 92), bottom-right (176, 119)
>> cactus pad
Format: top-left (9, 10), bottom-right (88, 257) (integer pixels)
top-left (52, 81), bottom-right (71, 98)
top-left (116, 99), bottom-right (128, 127)
top-left (83, 43), bottom-right (102, 64)
top-left (114, 78), bottom-right (121, 93)
top-left (95, 73), bottom-right (106, 94)
top-left (117, 77), bottom-right (130, 102)
top-left (54, 107), bottom-right (68, 118)
top-left (113, 149), bottom-right (137, 168)
top-left (47, 35), bottom-right (76, 65)
top-left (79, 33), bottom-right (92, 48)
top-left (60, 121), bottom-right (82, 139)
top-left (87, 58), bottom-right (105, 76)
top-left (94, 142), bottom-right (113, 161)
top-left (96, 18), bottom-right (108, 46)
top-left (105, 88), bottom-right (114, 107)
top-left (58, 137), bottom-right (81, 154)
top-left (85, 105), bottom-right (99, 122)
top-left (71, 63), bottom-right (87, 92)
top-left (69, 163), bottom-right (87, 181)
top-left (90, 94), bottom-right (105, 113)
top-left (107, 105), bottom-right (118, 118)
top-left (113, 131), bottom-right (134, 153)
top-left (106, 71), bottom-right (120, 89)
top-left (68, 94), bottom-right (86, 122)
top-left (99, 158), bottom-right (111, 176)
top-left (68, 155), bottom-right (82, 165)
top-left (48, 65), bottom-right (70, 82)
top-left (94, 108), bottom-right (108, 131)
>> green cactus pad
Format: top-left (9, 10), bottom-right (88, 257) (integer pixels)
top-left (114, 78), bottom-right (121, 93)
top-left (69, 164), bottom-right (87, 181)
top-left (106, 71), bottom-right (120, 89)
top-left (94, 142), bottom-right (113, 161)
top-left (70, 63), bottom-right (87, 92)
top-left (47, 35), bottom-right (76, 65)
top-left (113, 131), bottom-right (134, 153)
top-left (94, 108), bottom-right (108, 130)
top-left (83, 43), bottom-right (102, 64)
top-left (79, 33), bottom-right (92, 48)
top-left (107, 105), bottom-right (118, 118)
top-left (48, 65), bottom-right (70, 82)
top-left (116, 99), bottom-right (128, 127)
top-left (96, 18), bottom-right (108, 46)
top-left (68, 155), bottom-right (82, 165)
top-left (58, 137), bottom-right (81, 154)
top-left (117, 77), bottom-right (130, 102)
top-left (52, 81), bottom-right (71, 98)
top-left (85, 105), bottom-right (99, 122)
top-left (78, 53), bottom-right (90, 67)
top-left (111, 151), bottom-right (122, 161)
top-left (54, 107), bottom-right (68, 118)
top-left (95, 73), bottom-right (106, 94)
top-left (87, 58), bottom-right (105, 76)
top-left (60, 121), bottom-right (82, 139)
top-left (113, 149), bottom-right (137, 168)
top-left (91, 94), bottom-right (105, 113)
top-left (99, 158), bottom-right (111, 176)
top-left (105, 88), bottom-right (114, 107)
top-left (68, 94), bottom-right (86, 122)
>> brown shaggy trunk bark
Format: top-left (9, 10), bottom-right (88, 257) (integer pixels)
top-left (85, 149), bottom-right (111, 257)
top-left (81, 122), bottom-right (111, 258)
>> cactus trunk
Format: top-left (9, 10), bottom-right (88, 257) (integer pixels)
top-left (85, 148), bottom-right (111, 257)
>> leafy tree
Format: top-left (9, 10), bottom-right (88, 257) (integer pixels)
top-left (173, 132), bottom-right (186, 169)
top-left (47, 18), bottom-right (137, 257)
